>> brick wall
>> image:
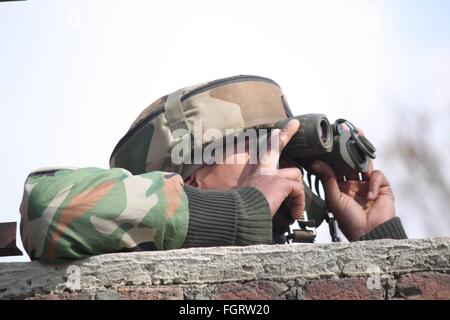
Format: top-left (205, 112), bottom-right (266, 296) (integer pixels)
top-left (1, 238), bottom-right (449, 300)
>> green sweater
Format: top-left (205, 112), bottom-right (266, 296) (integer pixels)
top-left (20, 167), bottom-right (406, 263)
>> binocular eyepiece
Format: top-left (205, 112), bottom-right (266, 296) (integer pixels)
top-left (276, 114), bottom-right (376, 178)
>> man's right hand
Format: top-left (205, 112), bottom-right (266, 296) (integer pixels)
top-left (242, 119), bottom-right (304, 228)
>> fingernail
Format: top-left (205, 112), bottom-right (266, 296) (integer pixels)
top-left (367, 191), bottom-right (374, 200)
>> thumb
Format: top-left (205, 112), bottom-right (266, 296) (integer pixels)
top-left (257, 119), bottom-right (300, 175)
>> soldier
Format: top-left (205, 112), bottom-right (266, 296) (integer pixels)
top-left (19, 75), bottom-right (406, 263)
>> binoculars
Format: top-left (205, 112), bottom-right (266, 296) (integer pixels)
top-left (273, 114), bottom-right (376, 243)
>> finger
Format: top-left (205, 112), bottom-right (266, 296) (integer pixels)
top-left (356, 127), bottom-right (365, 136)
top-left (355, 127), bottom-right (375, 181)
top-left (361, 159), bottom-right (374, 181)
top-left (256, 129), bottom-right (281, 175)
top-left (340, 180), bottom-right (369, 197)
top-left (286, 180), bottom-right (305, 220)
top-left (278, 119), bottom-right (300, 150)
top-left (368, 158), bottom-right (374, 172)
top-left (310, 160), bottom-right (341, 204)
top-left (257, 119), bottom-right (300, 175)
top-left (277, 167), bottom-right (302, 182)
top-left (367, 170), bottom-right (389, 200)
top-left (341, 123), bottom-right (350, 132)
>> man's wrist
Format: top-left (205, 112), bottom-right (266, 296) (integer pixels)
top-left (182, 185), bottom-right (237, 248)
top-left (182, 185), bottom-right (273, 248)
top-left (235, 186), bottom-right (272, 245)
top-left (359, 217), bottom-right (407, 241)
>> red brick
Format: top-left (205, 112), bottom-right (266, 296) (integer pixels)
top-left (305, 278), bottom-right (384, 300)
top-left (396, 272), bottom-right (450, 300)
top-left (211, 281), bottom-right (284, 300)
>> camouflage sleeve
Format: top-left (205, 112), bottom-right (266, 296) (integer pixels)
top-left (19, 167), bottom-right (189, 263)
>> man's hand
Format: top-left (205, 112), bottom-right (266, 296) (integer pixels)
top-left (242, 119), bottom-right (304, 228)
top-left (311, 157), bottom-right (396, 241)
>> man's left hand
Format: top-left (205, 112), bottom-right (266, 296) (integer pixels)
top-left (311, 159), bottom-right (396, 241)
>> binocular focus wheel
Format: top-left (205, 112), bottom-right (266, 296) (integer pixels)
top-left (292, 230), bottom-right (316, 243)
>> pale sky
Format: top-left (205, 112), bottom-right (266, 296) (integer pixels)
top-left (1, 0), bottom-right (449, 262)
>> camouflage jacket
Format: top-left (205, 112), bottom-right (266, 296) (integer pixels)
top-left (20, 167), bottom-right (273, 263)
top-left (20, 167), bottom-right (189, 263)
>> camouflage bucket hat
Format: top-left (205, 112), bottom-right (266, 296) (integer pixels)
top-left (110, 75), bottom-right (293, 178)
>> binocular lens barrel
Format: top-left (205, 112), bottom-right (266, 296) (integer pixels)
top-left (277, 114), bottom-right (334, 158)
